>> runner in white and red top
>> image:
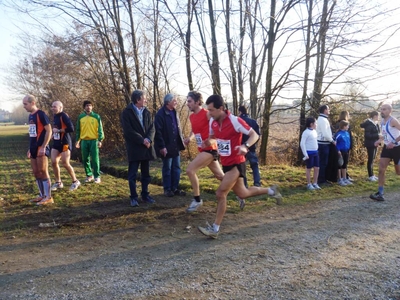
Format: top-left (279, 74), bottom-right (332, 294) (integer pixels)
top-left (197, 95), bottom-right (283, 239)
top-left (370, 103), bottom-right (400, 202)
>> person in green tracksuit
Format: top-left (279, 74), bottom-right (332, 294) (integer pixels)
top-left (75, 100), bottom-right (104, 184)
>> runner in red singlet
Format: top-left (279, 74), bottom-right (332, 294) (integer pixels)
top-left (198, 95), bottom-right (282, 238)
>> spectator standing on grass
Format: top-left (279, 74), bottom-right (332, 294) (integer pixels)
top-left (335, 110), bottom-right (354, 182)
top-left (316, 104), bottom-right (336, 184)
top-left (370, 104), bottom-right (400, 201)
top-left (23, 95), bottom-right (53, 205)
top-left (238, 105), bottom-right (261, 187)
top-left (50, 101), bottom-right (81, 192)
top-left (197, 95), bottom-right (282, 239)
top-left (75, 100), bottom-right (104, 184)
top-left (335, 120), bottom-right (352, 186)
top-left (154, 93), bottom-right (186, 197)
top-left (121, 90), bottom-right (156, 207)
top-left (360, 111), bottom-right (380, 181)
top-left (300, 117), bottom-right (321, 191)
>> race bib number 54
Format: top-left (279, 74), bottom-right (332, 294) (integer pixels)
top-left (217, 139), bottom-right (231, 156)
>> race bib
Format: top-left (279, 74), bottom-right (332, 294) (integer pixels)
top-left (53, 132), bottom-right (60, 140)
top-left (217, 139), bottom-right (231, 156)
top-left (29, 124), bottom-right (37, 137)
top-left (195, 133), bottom-right (202, 147)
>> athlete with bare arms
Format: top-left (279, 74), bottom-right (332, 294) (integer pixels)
top-left (198, 95), bottom-right (282, 238)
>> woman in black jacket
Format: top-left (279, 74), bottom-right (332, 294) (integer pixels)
top-left (360, 111), bottom-right (380, 181)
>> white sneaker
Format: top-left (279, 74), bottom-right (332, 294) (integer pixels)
top-left (85, 176), bottom-right (94, 183)
top-left (344, 179), bottom-right (353, 185)
top-left (186, 199), bottom-right (203, 213)
top-left (373, 175), bottom-right (378, 180)
top-left (51, 182), bottom-right (64, 191)
top-left (369, 176), bottom-right (377, 181)
top-left (270, 185), bottom-right (283, 205)
top-left (312, 183), bottom-right (322, 190)
top-left (307, 183), bottom-right (315, 190)
top-left (338, 179), bottom-right (347, 186)
top-left (198, 222), bottom-right (219, 239)
top-left (94, 177), bottom-right (101, 184)
top-left (69, 180), bottom-right (81, 191)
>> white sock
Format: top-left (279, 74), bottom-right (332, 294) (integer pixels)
top-left (213, 224), bottom-right (220, 232)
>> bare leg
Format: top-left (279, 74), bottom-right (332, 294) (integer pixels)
top-left (378, 158), bottom-right (390, 188)
top-left (61, 150), bottom-right (78, 182)
top-left (51, 149), bottom-right (62, 182)
top-left (313, 167), bottom-right (320, 185)
top-left (214, 168), bottom-right (239, 226)
top-left (306, 168), bottom-right (311, 184)
top-left (186, 152), bottom-right (214, 196)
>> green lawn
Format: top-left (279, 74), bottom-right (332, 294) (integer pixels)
top-left (0, 125), bottom-right (397, 238)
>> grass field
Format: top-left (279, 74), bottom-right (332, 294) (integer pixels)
top-left (0, 125), bottom-right (397, 238)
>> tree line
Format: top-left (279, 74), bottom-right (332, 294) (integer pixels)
top-left (3, 0), bottom-right (400, 163)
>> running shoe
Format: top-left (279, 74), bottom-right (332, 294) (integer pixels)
top-left (368, 176), bottom-right (377, 182)
top-left (51, 182), bottom-right (64, 191)
top-left (236, 196), bottom-right (246, 210)
top-left (186, 199), bottom-right (203, 213)
top-left (198, 222), bottom-right (219, 239)
top-left (370, 192), bottom-right (385, 202)
top-left (69, 180), bottom-right (81, 191)
top-left (94, 177), bottom-right (101, 184)
top-left (30, 196), bottom-right (44, 203)
top-left (270, 185), bottom-right (283, 205)
top-left (37, 197), bottom-right (54, 206)
top-left (85, 176), bottom-right (94, 183)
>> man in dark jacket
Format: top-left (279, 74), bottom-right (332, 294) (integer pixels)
top-left (121, 90), bottom-right (156, 207)
top-left (360, 111), bottom-right (380, 181)
top-left (238, 105), bottom-right (261, 187)
top-left (154, 93), bottom-right (186, 197)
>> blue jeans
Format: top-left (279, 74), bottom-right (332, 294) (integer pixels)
top-left (162, 155), bottom-right (181, 192)
top-left (128, 160), bottom-right (151, 199)
top-left (244, 151), bottom-right (261, 187)
top-left (318, 143), bottom-right (330, 183)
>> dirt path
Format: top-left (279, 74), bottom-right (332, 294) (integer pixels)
top-left (1, 192), bottom-right (399, 300)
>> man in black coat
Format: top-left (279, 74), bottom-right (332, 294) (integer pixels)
top-left (154, 93), bottom-right (186, 197)
top-left (121, 89), bottom-right (156, 207)
top-left (238, 105), bottom-right (261, 187)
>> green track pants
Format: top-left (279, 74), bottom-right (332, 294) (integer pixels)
top-left (80, 140), bottom-right (100, 178)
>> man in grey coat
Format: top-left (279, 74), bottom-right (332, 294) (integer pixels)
top-left (121, 90), bottom-right (156, 207)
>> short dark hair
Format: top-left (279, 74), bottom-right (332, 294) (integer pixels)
top-left (205, 95), bottom-right (224, 109)
top-left (187, 91), bottom-right (203, 105)
top-left (369, 111), bottom-right (378, 118)
top-left (83, 100), bottom-right (93, 108)
top-left (305, 117), bottom-right (316, 128)
top-left (339, 120), bottom-right (349, 129)
top-left (238, 105), bottom-right (247, 114)
top-left (318, 105), bottom-right (329, 114)
top-left (131, 89), bottom-right (144, 104)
